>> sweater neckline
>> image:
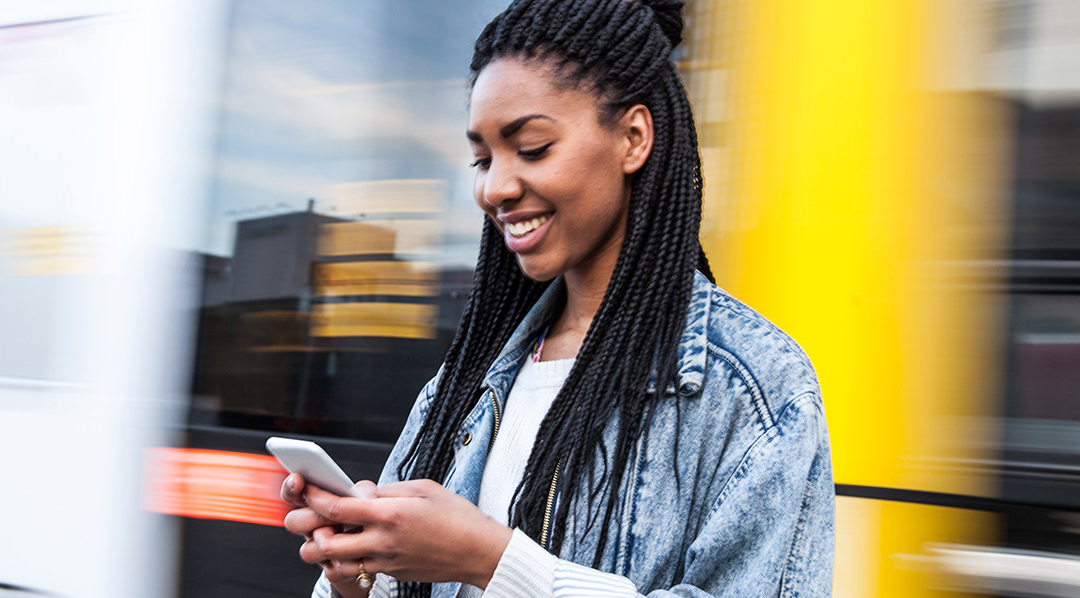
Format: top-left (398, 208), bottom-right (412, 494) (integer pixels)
top-left (514, 355), bottom-right (574, 389)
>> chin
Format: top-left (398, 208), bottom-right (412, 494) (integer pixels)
top-left (515, 256), bottom-right (560, 283)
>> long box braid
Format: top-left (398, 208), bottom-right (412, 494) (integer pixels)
top-left (397, 1), bottom-right (712, 594)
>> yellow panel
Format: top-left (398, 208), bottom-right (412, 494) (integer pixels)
top-left (311, 302), bottom-right (437, 339)
top-left (692, 0), bottom-right (1009, 493)
top-left (318, 220), bottom-right (441, 257)
top-left (314, 261), bottom-right (437, 297)
top-left (318, 221), bottom-right (398, 256)
top-left (716, 1), bottom-right (920, 493)
top-left (363, 219), bottom-right (442, 255)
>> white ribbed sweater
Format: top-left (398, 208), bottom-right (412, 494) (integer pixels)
top-left (338, 357), bottom-right (574, 598)
top-left (459, 356), bottom-right (574, 598)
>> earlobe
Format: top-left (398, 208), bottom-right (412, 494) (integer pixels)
top-left (622, 104), bottom-right (654, 174)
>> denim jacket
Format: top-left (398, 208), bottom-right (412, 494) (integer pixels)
top-left (326, 271), bottom-right (834, 598)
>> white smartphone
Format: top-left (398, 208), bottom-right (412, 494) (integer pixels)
top-left (265, 436), bottom-right (366, 498)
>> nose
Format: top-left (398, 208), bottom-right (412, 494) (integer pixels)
top-left (480, 158), bottom-right (524, 209)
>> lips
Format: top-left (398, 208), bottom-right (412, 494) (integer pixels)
top-left (501, 212), bottom-right (553, 253)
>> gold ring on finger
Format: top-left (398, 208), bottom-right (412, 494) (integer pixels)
top-left (356, 559), bottom-right (375, 589)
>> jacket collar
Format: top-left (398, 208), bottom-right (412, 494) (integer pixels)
top-left (481, 279), bottom-right (564, 397)
top-left (482, 271), bottom-right (711, 398)
top-left (646, 270), bottom-right (710, 397)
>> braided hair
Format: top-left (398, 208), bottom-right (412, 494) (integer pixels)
top-left (398, 0), bottom-right (711, 591)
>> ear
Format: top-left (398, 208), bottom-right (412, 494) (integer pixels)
top-left (620, 104), bottom-right (654, 175)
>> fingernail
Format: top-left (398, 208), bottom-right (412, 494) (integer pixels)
top-left (286, 474), bottom-right (297, 492)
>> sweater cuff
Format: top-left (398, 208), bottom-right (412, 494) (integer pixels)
top-left (552, 560), bottom-right (640, 598)
top-left (314, 573), bottom-right (334, 598)
top-left (482, 528), bottom-right (558, 598)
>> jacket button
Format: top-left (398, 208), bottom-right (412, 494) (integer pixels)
top-left (461, 433), bottom-right (473, 446)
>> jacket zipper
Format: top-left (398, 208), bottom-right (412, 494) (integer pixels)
top-left (487, 389), bottom-right (500, 451)
top-left (539, 460), bottom-right (561, 549)
top-left (486, 387), bottom-right (557, 549)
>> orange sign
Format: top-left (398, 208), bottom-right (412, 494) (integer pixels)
top-left (143, 448), bottom-right (291, 527)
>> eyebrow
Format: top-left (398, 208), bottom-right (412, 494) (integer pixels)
top-left (466, 114), bottom-right (554, 143)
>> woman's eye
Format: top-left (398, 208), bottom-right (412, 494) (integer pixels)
top-left (470, 157), bottom-right (491, 170)
top-left (519, 143), bottom-right (552, 160)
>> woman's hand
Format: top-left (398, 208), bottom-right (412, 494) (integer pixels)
top-left (280, 473), bottom-right (377, 598)
top-left (302, 478), bottom-right (514, 589)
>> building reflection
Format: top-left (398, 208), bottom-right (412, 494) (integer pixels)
top-left (190, 193), bottom-right (471, 443)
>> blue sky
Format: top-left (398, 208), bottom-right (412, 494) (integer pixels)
top-left (204, 0), bottom-right (508, 261)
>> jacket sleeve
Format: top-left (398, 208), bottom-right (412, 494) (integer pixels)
top-left (482, 392), bottom-right (835, 598)
top-left (654, 392), bottom-right (834, 597)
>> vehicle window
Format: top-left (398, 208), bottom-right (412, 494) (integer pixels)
top-left (188, 0), bottom-right (507, 444)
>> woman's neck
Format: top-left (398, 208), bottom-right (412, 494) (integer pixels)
top-left (538, 262), bottom-right (612, 361)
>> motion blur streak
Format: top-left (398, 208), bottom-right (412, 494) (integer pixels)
top-left (0, 1), bottom-right (226, 598)
top-left (143, 448), bottom-right (290, 527)
top-left (927, 544), bottom-right (1080, 597)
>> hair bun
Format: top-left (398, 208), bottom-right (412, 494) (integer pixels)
top-left (642, 0), bottom-right (684, 48)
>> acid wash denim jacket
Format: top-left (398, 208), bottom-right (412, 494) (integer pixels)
top-left (314, 271), bottom-right (834, 598)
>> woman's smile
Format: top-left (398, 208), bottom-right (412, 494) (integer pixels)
top-left (499, 211), bottom-right (553, 252)
top-left (505, 213), bottom-right (550, 238)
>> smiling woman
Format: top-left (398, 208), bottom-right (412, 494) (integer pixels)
top-left (467, 58), bottom-right (648, 290)
top-left (280, 1), bottom-right (834, 597)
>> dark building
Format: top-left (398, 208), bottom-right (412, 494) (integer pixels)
top-left (189, 206), bottom-right (472, 442)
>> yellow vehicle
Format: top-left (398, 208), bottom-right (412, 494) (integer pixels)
top-left (683, 1), bottom-right (1080, 596)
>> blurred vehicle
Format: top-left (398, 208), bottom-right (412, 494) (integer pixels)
top-left (3, 1), bottom-right (1078, 598)
top-left (685, 1), bottom-right (1080, 596)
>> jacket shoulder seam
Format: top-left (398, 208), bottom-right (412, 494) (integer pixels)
top-left (705, 341), bottom-right (775, 429)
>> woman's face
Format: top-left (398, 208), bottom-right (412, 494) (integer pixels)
top-left (467, 57), bottom-right (649, 284)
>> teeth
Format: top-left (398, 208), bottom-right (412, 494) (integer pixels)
top-left (507, 215), bottom-right (549, 238)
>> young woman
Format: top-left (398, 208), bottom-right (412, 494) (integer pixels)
top-left (281, 1), bottom-right (834, 597)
